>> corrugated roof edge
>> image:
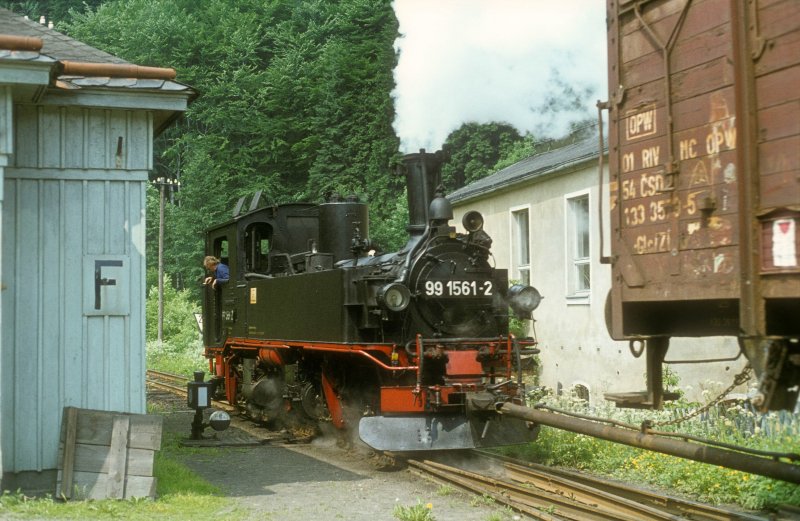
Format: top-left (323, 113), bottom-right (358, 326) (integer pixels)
top-left (447, 132), bottom-right (608, 204)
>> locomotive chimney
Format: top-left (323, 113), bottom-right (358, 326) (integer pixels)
top-left (399, 149), bottom-right (445, 236)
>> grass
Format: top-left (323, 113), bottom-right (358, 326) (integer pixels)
top-left (393, 500), bottom-right (436, 521)
top-left (146, 339), bottom-right (207, 377)
top-left (469, 494), bottom-right (496, 507)
top-left (496, 389), bottom-right (800, 511)
top-left (0, 305), bottom-right (241, 519)
top-left (435, 484), bottom-right (455, 496)
top-left (0, 406), bottom-right (242, 520)
top-left (0, 461), bottom-right (239, 520)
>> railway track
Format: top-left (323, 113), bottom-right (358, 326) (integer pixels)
top-left (145, 369), bottom-right (315, 444)
top-left (146, 369), bottom-right (192, 394)
top-left (146, 371), bottom-right (773, 519)
top-left (409, 452), bottom-right (768, 521)
top-left (146, 369), bottom-right (235, 410)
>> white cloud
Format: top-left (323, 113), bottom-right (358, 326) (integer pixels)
top-left (393, 0), bottom-right (608, 152)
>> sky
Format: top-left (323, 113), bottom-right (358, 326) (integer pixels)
top-left (392, 0), bottom-right (608, 152)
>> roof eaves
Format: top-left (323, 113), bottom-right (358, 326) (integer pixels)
top-left (0, 10), bottom-right (195, 133)
top-left (449, 152), bottom-right (599, 205)
top-left (447, 134), bottom-right (607, 205)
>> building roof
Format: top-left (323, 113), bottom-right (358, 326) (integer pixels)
top-left (448, 132), bottom-right (606, 204)
top-left (0, 9), bottom-right (128, 64)
top-left (0, 8), bottom-right (193, 101)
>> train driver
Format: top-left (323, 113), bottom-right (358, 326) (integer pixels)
top-left (203, 256), bottom-right (230, 289)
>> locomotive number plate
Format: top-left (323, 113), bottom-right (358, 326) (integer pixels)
top-left (424, 280), bottom-right (493, 297)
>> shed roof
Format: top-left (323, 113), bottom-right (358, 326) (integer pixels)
top-left (0, 9), bottom-right (128, 64)
top-left (448, 132), bottom-right (606, 205)
top-left (0, 8), bottom-right (194, 132)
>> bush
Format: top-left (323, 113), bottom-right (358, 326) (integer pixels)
top-left (498, 388), bottom-right (800, 511)
top-left (146, 272), bottom-right (206, 376)
top-left (145, 273), bottom-right (201, 347)
top-left (146, 339), bottom-right (206, 377)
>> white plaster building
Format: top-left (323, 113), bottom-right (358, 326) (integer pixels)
top-left (449, 133), bottom-right (746, 405)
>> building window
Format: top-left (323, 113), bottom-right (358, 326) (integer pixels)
top-left (567, 193), bottom-right (590, 298)
top-left (572, 384), bottom-right (590, 405)
top-left (511, 207), bottom-right (530, 285)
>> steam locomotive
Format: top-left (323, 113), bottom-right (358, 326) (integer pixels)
top-left (201, 150), bottom-right (542, 451)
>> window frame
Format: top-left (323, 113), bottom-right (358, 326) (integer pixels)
top-left (509, 204), bottom-right (531, 286)
top-left (565, 190), bottom-right (591, 303)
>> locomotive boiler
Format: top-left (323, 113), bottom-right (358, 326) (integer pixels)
top-left (602, 0), bottom-right (800, 411)
top-left (202, 150), bottom-right (542, 450)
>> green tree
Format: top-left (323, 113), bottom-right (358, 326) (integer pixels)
top-left (492, 133), bottom-right (539, 171)
top-left (63, 0), bottom-right (400, 295)
top-left (491, 119), bottom-right (596, 172)
top-left (440, 122), bottom-right (523, 192)
top-left (441, 67), bottom-right (597, 190)
top-left (0, 0), bottom-right (102, 23)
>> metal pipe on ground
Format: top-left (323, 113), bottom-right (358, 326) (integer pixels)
top-left (499, 402), bottom-right (800, 484)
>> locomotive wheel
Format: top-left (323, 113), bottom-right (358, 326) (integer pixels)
top-left (245, 373), bottom-right (286, 423)
top-left (300, 383), bottom-right (327, 420)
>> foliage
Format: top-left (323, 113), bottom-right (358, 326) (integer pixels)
top-left (0, 0), bottom-right (102, 22)
top-left (146, 340), bottom-right (206, 376)
top-left (435, 485), bottom-right (455, 497)
top-left (0, 465), bottom-right (236, 520)
top-left (145, 272), bottom-right (201, 346)
top-left (62, 0), bottom-right (401, 290)
top-left (144, 271), bottom-right (205, 374)
top-left (508, 315), bottom-right (528, 338)
top-left (440, 122), bottom-right (523, 192)
top-left (468, 494), bottom-right (496, 507)
top-left (370, 192), bottom-right (410, 252)
top-left (0, 409), bottom-right (243, 519)
top-left (492, 134), bottom-right (539, 172)
top-left (393, 500), bottom-right (436, 521)
top-left (498, 390), bottom-right (800, 511)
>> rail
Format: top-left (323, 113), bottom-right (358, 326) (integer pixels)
top-left (145, 369), bottom-right (312, 444)
top-left (145, 369), bottom-right (236, 412)
top-left (410, 453), bottom-right (768, 521)
top-left (479, 452), bottom-right (767, 521)
top-left (499, 402), bottom-right (800, 484)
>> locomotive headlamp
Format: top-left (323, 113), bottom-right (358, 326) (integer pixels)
top-left (378, 282), bottom-right (411, 312)
top-left (462, 211), bottom-right (484, 232)
top-left (508, 284), bottom-right (542, 317)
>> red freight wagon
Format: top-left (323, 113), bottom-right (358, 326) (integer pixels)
top-left (603, 0), bottom-right (799, 410)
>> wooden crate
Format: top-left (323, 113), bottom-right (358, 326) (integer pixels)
top-left (56, 407), bottom-right (163, 500)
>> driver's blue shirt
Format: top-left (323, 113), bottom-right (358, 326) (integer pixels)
top-left (215, 263), bottom-right (230, 285)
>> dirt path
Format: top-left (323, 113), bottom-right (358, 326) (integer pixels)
top-left (159, 403), bottom-right (521, 521)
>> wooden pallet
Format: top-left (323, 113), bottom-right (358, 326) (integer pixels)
top-left (56, 407), bottom-right (162, 500)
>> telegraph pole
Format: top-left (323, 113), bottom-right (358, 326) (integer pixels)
top-left (153, 177), bottom-right (179, 344)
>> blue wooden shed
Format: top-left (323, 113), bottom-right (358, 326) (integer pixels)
top-left (0, 10), bottom-right (194, 492)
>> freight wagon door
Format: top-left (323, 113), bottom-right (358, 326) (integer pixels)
top-left (606, 0), bottom-right (744, 338)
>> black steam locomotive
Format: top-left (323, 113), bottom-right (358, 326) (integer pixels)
top-left (202, 150), bottom-right (542, 451)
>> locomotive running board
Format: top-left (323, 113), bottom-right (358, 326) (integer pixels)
top-left (358, 414), bottom-right (538, 451)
